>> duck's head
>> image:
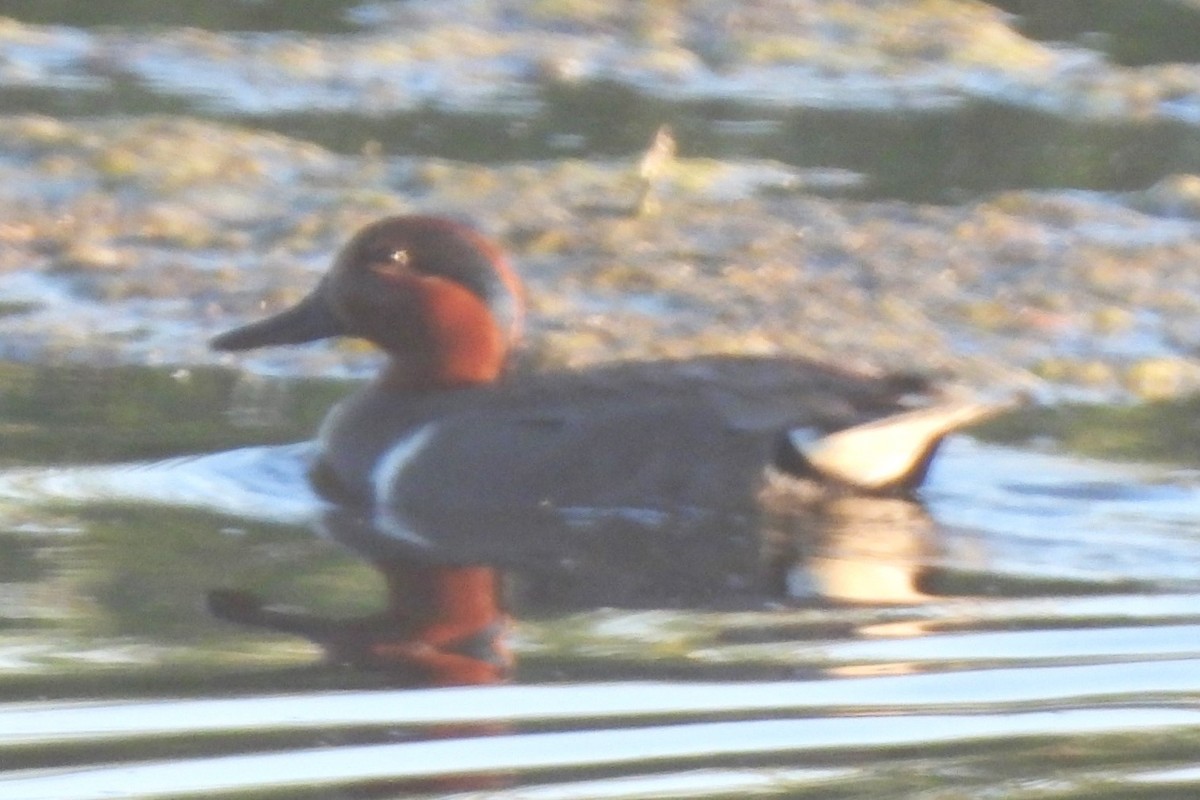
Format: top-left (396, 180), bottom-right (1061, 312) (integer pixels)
top-left (211, 215), bottom-right (524, 387)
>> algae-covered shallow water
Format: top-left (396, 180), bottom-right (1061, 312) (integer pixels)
top-left (4, 1), bottom-right (1200, 797)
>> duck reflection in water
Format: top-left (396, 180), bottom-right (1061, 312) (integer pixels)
top-left (210, 492), bottom-right (937, 685)
top-left (209, 558), bottom-right (510, 685)
top-left (207, 214), bottom-right (1006, 685)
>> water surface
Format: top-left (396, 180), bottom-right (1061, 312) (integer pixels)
top-left (0, 364), bottom-right (1199, 797)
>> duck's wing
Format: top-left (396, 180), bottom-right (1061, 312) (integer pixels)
top-left (570, 356), bottom-right (1012, 494)
top-left (549, 356), bottom-right (1014, 494)
top-left (509, 354), bottom-right (928, 432)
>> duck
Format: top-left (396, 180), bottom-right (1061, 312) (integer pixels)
top-left (207, 214), bottom-right (1005, 677)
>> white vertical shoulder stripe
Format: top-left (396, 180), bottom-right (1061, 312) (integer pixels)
top-left (369, 423), bottom-right (441, 548)
top-left (371, 422), bottom-right (439, 505)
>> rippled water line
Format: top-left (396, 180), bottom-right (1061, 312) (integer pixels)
top-left (929, 440), bottom-right (1200, 539)
top-left (434, 766), bottom-right (856, 800)
top-left (856, 592), bottom-right (1200, 630)
top-left (936, 441), bottom-right (1200, 527)
top-left (925, 439), bottom-right (1200, 586)
top-left (1134, 764), bottom-right (1200, 784)
top-left (4, 659), bottom-right (1199, 746)
top-left (777, 623), bottom-right (1200, 665)
top-left (0, 443), bottom-right (323, 526)
top-left (5, 707), bottom-right (1200, 800)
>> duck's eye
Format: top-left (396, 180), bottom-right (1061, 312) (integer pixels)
top-left (369, 248), bottom-right (411, 280)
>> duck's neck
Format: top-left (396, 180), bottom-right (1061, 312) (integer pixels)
top-left (385, 275), bottom-right (508, 390)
